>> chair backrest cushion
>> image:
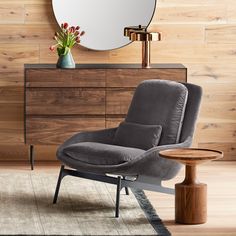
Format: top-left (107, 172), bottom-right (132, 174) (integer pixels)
top-left (125, 80), bottom-right (188, 145)
top-left (113, 121), bottom-right (162, 150)
top-left (179, 82), bottom-right (202, 143)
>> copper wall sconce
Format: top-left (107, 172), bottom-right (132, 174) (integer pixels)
top-left (124, 25), bottom-right (161, 68)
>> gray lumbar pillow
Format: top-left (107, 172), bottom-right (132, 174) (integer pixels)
top-left (113, 121), bottom-right (162, 150)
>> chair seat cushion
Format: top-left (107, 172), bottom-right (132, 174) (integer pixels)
top-left (62, 142), bottom-right (145, 166)
top-left (113, 121), bottom-right (162, 150)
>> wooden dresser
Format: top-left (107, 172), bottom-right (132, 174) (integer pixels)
top-left (24, 64), bottom-right (187, 169)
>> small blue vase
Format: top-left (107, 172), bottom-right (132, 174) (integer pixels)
top-left (56, 50), bottom-right (75, 69)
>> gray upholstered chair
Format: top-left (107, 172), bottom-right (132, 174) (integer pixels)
top-left (53, 80), bottom-right (202, 217)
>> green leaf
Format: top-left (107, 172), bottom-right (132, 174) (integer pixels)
top-left (57, 47), bottom-right (64, 56)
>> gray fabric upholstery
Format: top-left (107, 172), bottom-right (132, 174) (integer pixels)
top-left (57, 80), bottom-right (202, 180)
top-left (179, 83), bottom-right (202, 143)
top-left (57, 128), bottom-right (117, 154)
top-left (58, 137), bottom-right (191, 179)
top-left (63, 142), bottom-right (145, 165)
top-left (126, 80), bottom-right (188, 145)
top-left (113, 121), bottom-right (162, 150)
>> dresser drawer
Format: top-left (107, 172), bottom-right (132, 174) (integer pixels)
top-left (26, 88), bottom-right (105, 115)
top-left (106, 88), bottom-right (134, 115)
top-left (25, 116), bottom-right (105, 145)
top-left (25, 69), bottom-right (106, 88)
top-left (106, 68), bottom-right (187, 87)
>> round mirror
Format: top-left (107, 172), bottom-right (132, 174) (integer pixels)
top-left (52, 0), bottom-right (157, 51)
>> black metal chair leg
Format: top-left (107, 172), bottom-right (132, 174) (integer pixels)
top-left (123, 176), bottom-right (129, 195)
top-left (53, 165), bottom-right (65, 204)
top-left (29, 145), bottom-right (34, 170)
top-left (125, 187), bottom-right (129, 195)
top-left (115, 176), bottom-right (121, 218)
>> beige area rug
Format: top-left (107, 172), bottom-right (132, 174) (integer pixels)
top-left (0, 171), bottom-right (170, 236)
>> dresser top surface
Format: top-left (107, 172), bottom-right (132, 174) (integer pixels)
top-left (24, 63), bottom-right (186, 69)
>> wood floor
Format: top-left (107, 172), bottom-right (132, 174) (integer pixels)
top-left (0, 161), bottom-right (235, 236)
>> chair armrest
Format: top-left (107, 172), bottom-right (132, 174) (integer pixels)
top-left (125, 136), bottom-right (192, 180)
top-left (57, 127), bottom-right (117, 156)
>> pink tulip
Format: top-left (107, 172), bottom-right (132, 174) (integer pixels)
top-left (68, 27), bottom-right (75, 33)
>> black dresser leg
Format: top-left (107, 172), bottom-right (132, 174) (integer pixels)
top-left (29, 145), bottom-right (34, 170)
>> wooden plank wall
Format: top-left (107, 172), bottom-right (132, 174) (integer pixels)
top-left (0, 0), bottom-right (235, 161)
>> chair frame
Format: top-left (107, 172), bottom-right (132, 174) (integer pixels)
top-left (53, 165), bottom-right (174, 217)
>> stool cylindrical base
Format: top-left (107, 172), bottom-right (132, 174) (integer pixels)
top-left (175, 182), bottom-right (207, 224)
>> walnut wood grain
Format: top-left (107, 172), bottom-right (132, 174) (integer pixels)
top-left (25, 69), bottom-right (106, 87)
top-left (175, 182), bottom-right (207, 224)
top-left (26, 117), bottom-right (105, 145)
top-left (26, 88), bottom-right (105, 115)
top-left (159, 148), bottom-right (223, 165)
top-left (106, 68), bottom-right (187, 87)
top-left (106, 89), bottom-right (134, 115)
top-left (105, 117), bottom-right (125, 128)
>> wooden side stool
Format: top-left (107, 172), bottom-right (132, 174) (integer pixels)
top-left (159, 148), bottom-right (223, 224)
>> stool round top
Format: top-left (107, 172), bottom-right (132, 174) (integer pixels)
top-left (159, 148), bottom-right (223, 165)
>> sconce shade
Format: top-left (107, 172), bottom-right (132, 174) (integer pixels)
top-left (124, 25), bottom-right (146, 37)
top-left (130, 31), bottom-right (161, 42)
top-left (124, 25), bottom-right (161, 68)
